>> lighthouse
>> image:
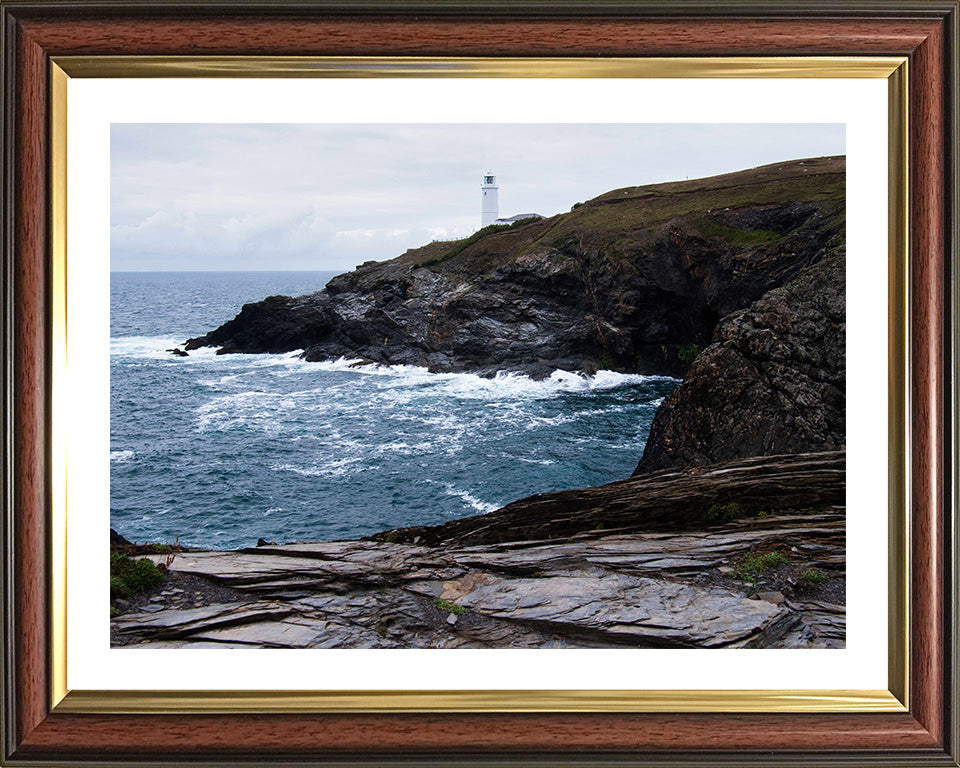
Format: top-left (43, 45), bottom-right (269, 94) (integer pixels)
top-left (481, 172), bottom-right (499, 227)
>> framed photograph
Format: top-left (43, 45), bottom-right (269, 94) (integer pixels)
top-left (2, 2), bottom-right (957, 766)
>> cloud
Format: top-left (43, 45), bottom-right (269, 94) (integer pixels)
top-left (111, 123), bottom-right (844, 271)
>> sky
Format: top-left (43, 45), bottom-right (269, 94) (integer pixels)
top-left (111, 123), bottom-right (844, 272)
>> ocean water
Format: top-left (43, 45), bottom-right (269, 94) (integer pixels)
top-left (110, 271), bottom-right (679, 549)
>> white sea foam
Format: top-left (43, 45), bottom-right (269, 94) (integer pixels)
top-left (111, 335), bottom-right (311, 368)
top-left (110, 335), bottom-right (185, 359)
top-left (113, 340), bottom-right (674, 403)
top-left (443, 484), bottom-right (498, 514)
top-left (294, 358), bottom-right (675, 399)
top-left (521, 413), bottom-right (578, 430)
top-left (271, 456), bottom-right (365, 479)
top-left (110, 450), bottom-right (135, 463)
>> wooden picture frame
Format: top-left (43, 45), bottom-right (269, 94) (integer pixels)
top-left (1, 2), bottom-right (957, 765)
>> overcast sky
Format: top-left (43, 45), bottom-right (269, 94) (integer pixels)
top-left (111, 123), bottom-right (844, 272)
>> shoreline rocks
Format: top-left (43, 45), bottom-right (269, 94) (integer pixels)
top-left (111, 452), bottom-right (846, 649)
top-left (112, 508), bottom-right (844, 649)
top-left (375, 451), bottom-right (845, 547)
top-left (184, 157), bottom-right (845, 385)
top-left (112, 506), bottom-right (845, 649)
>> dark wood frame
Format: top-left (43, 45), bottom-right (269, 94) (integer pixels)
top-left (1, 2), bottom-right (957, 765)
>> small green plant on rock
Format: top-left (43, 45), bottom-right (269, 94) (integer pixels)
top-left (434, 599), bottom-right (468, 616)
top-left (702, 501), bottom-right (745, 522)
top-left (734, 551), bottom-right (788, 594)
top-left (799, 569), bottom-right (828, 587)
top-left (110, 552), bottom-right (166, 600)
top-left (678, 343), bottom-right (701, 366)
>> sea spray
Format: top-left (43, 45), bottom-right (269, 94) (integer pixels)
top-left (111, 271), bottom-right (679, 549)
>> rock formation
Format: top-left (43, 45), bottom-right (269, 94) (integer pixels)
top-left (635, 246), bottom-right (845, 472)
top-left (112, 452), bottom-right (845, 649)
top-left (377, 450), bottom-right (845, 546)
top-left (185, 156), bottom-right (845, 382)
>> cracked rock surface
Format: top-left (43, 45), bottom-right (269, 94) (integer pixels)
top-left (112, 453), bottom-right (844, 650)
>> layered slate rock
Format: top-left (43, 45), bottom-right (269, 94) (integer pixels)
top-left (112, 455), bottom-right (845, 650)
top-left (635, 247), bottom-right (845, 473)
top-left (377, 451), bottom-right (844, 547)
top-left (445, 571), bottom-right (793, 648)
top-left (185, 157), bottom-right (845, 380)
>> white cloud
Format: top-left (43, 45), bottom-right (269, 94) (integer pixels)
top-left (111, 123), bottom-right (845, 271)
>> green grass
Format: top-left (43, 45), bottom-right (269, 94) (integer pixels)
top-left (383, 158), bottom-right (846, 282)
top-left (734, 551), bottom-right (789, 593)
top-left (548, 165), bottom-right (844, 246)
top-left (421, 217), bottom-right (542, 269)
top-left (738, 551), bottom-right (789, 574)
top-left (799, 569), bottom-right (829, 587)
top-left (110, 553), bottom-right (166, 600)
top-left (695, 219), bottom-right (783, 246)
top-left (434, 599), bottom-right (468, 616)
top-left (702, 501), bottom-right (746, 522)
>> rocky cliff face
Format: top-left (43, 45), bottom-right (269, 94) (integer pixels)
top-left (185, 156), bottom-right (845, 382)
top-left (635, 245), bottom-right (845, 473)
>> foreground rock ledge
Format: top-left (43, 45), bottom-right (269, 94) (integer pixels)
top-left (378, 450), bottom-right (845, 547)
top-left (112, 452), bottom-right (845, 649)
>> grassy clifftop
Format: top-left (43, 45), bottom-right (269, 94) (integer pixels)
top-left (391, 155), bottom-right (844, 278)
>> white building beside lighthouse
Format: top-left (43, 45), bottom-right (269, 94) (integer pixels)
top-left (481, 172), bottom-right (499, 227)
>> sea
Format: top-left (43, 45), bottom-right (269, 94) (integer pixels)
top-left (110, 271), bottom-right (680, 550)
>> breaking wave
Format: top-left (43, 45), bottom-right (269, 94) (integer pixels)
top-left (110, 272), bottom-right (680, 549)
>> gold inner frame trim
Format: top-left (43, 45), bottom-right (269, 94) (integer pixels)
top-left (50, 61), bottom-right (69, 710)
top-left (52, 55), bottom-right (906, 79)
top-left (886, 60), bottom-right (910, 710)
top-left (58, 688), bottom-right (904, 715)
top-left (49, 55), bottom-right (909, 715)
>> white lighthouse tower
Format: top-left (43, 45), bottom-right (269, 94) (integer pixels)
top-left (481, 172), bottom-right (499, 227)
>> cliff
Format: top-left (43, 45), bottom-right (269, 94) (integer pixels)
top-left (635, 245), bottom-right (845, 472)
top-left (185, 156), bottom-right (845, 383)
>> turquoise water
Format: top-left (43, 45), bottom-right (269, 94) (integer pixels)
top-left (110, 271), bottom-right (678, 549)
